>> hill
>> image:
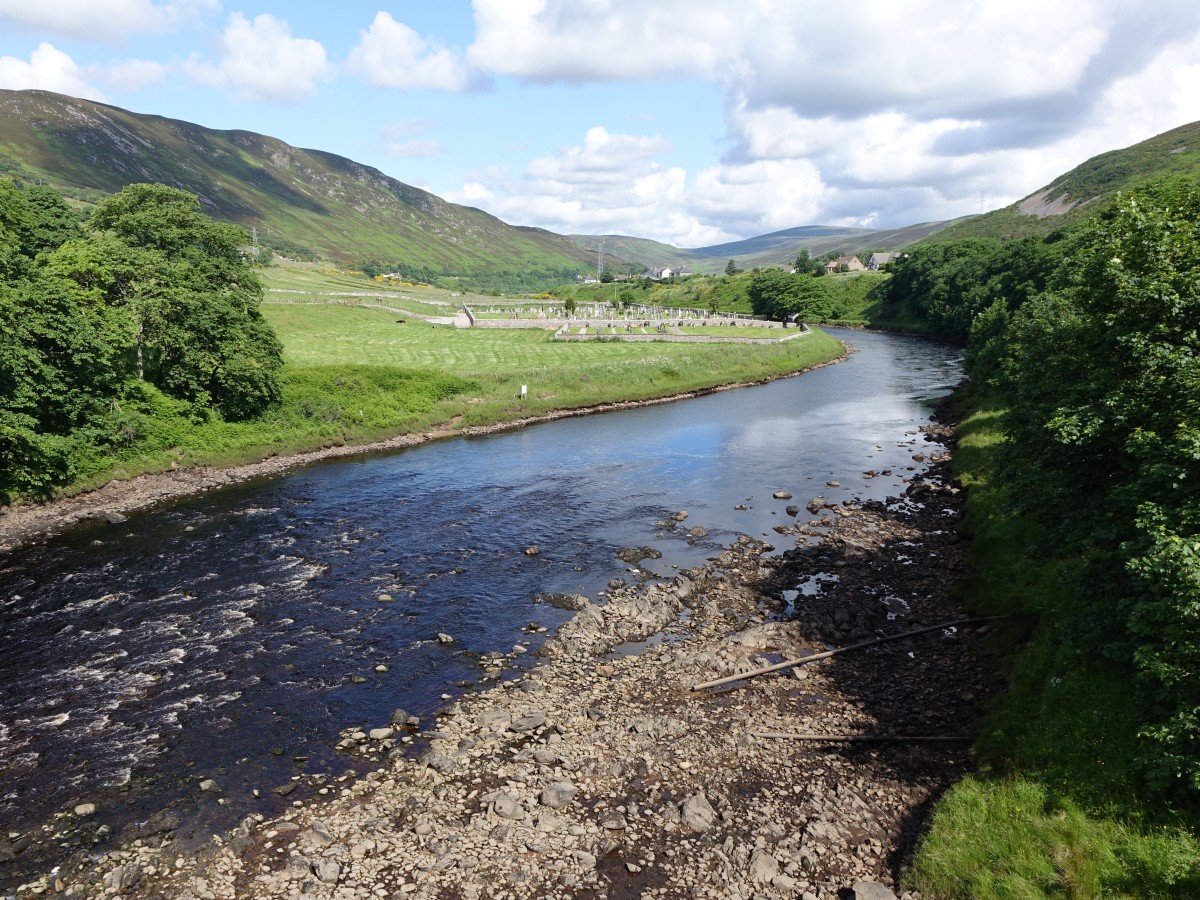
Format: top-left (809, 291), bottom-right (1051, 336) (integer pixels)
top-left (928, 120), bottom-right (1200, 242)
top-left (0, 89), bottom-right (595, 277)
top-left (570, 220), bottom-right (958, 274)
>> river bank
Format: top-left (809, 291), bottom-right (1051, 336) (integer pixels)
top-left (10, 400), bottom-right (999, 900)
top-left (0, 356), bottom-right (847, 556)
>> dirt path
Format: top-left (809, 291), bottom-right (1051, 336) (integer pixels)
top-left (14, 402), bottom-right (999, 900)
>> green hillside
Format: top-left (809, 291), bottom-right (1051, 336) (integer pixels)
top-left (0, 89), bottom-right (595, 275)
top-left (570, 220), bottom-right (958, 273)
top-left (929, 120), bottom-right (1200, 242)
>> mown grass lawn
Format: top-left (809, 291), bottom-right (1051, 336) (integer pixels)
top-left (262, 303), bottom-right (845, 429)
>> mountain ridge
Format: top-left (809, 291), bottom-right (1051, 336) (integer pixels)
top-left (0, 89), bottom-right (595, 275)
top-left (926, 120), bottom-right (1200, 243)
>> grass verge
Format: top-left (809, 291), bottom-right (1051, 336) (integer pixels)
top-left (906, 394), bottom-right (1200, 898)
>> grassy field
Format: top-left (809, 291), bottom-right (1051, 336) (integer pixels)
top-left (73, 302), bottom-right (845, 488)
top-left (263, 303), bottom-right (844, 426)
top-left (906, 396), bottom-right (1200, 898)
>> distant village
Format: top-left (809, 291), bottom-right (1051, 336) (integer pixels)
top-left (579, 251), bottom-right (899, 283)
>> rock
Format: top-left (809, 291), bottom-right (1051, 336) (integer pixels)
top-left (493, 795), bottom-right (524, 820)
top-left (687, 526), bottom-right (708, 538)
top-left (851, 882), bottom-right (898, 900)
top-left (437, 632), bottom-right (454, 644)
top-left (571, 850), bottom-right (598, 870)
top-left (378, 593), bottom-right (394, 602)
top-left (673, 511), bottom-right (689, 521)
top-left (773, 874), bottom-right (799, 891)
top-left (597, 809), bottom-right (627, 830)
top-left (315, 860), bottom-right (342, 884)
top-left (785, 505), bottom-right (801, 516)
top-left (285, 857), bottom-right (311, 880)
top-left (422, 750), bottom-right (457, 774)
top-left (826, 480), bottom-right (841, 487)
top-left (616, 546), bottom-right (663, 564)
top-left (198, 779), bottom-right (218, 792)
top-left (536, 593), bottom-right (589, 611)
top-left (509, 712), bottom-right (547, 733)
top-left (680, 793), bottom-right (717, 832)
top-left (477, 710), bottom-right (511, 731)
top-left (369, 727), bottom-right (394, 741)
top-left (807, 496), bottom-right (830, 513)
top-left (748, 849), bottom-right (779, 884)
top-left (772, 490), bottom-right (793, 500)
top-left (540, 782), bottom-right (578, 810)
top-left (73, 803), bottom-right (97, 817)
top-left (594, 663), bottom-right (615, 678)
top-left (271, 782), bottom-right (297, 797)
top-left (102, 864), bottom-right (141, 891)
top-left (102, 511), bottom-right (128, 525)
top-left (525, 546), bottom-right (540, 556)
top-left (390, 708), bottom-right (411, 726)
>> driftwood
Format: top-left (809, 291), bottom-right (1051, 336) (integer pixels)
top-left (690, 616), bottom-right (1000, 692)
top-left (748, 731), bottom-right (970, 743)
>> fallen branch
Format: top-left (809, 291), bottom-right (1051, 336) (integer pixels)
top-left (690, 616), bottom-right (1001, 691)
top-left (748, 731), bottom-right (970, 743)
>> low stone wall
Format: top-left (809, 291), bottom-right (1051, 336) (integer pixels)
top-left (552, 326), bottom-right (811, 345)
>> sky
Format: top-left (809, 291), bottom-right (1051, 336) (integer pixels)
top-left (2, 1), bottom-right (1200, 248)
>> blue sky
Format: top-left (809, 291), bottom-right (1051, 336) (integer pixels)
top-left (2, 1), bottom-right (1200, 247)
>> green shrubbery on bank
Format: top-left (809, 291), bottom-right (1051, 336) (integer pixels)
top-left (899, 178), bottom-right (1200, 895)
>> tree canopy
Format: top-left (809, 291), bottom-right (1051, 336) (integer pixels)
top-left (0, 181), bottom-right (283, 499)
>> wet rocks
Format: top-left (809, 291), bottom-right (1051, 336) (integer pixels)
top-left (73, 803), bottom-right (96, 817)
top-left (772, 490), bottom-right (793, 500)
top-left (616, 546), bottom-right (662, 564)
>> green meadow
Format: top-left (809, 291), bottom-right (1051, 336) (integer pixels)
top-left (78, 302), bottom-right (844, 489)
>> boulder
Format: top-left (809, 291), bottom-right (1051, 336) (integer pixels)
top-left (540, 782), bottom-right (578, 810)
top-left (680, 793), bottom-right (717, 832)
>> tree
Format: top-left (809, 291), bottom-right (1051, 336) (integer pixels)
top-left (747, 269), bottom-right (832, 322)
top-left (995, 178), bottom-right (1200, 791)
top-left (563, 296), bottom-right (577, 316)
top-left (83, 184), bottom-right (283, 419)
top-left (725, 258), bottom-right (741, 276)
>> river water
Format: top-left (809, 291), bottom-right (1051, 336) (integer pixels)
top-left (0, 329), bottom-right (960, 881)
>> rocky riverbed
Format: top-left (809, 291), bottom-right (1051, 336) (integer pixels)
top-left (7, 405), bottom-right (998, 900)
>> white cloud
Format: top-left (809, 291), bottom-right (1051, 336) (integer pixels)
top-left (105, 58), bottom-right (169, 91)
top-left (468, 0), bottom-right (724, 83)
top-left (444, 126), bottom-right (737, 245)
top-left (348, 12), bottom-right (473, 91)
top-left (458, 0), bottom-right (1200, 237)
top-left (0, 0), bottom-right (216, 44)
top-left (184, 13), bottom-right (335, 103)
top-left (0, 43), bottom-right (104, 100)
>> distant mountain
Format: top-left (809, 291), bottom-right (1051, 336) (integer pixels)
top-left (570, 221), bottom-right (958, 273)
top-left (929, 121), bottom-right (1200, 243)
top-left (0, 89), bottom-right (595, 274)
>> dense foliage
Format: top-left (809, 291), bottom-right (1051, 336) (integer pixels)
top-left (994, 179), bottom-right (1200, 792)
top-left (893, 177), bottom-right (1200, 797)
top-left (0, 181), bottom-right (283, 499)
top-left (746, 268), bottom-right (833, 321)
top-left (880, 235), bottom-right (1065, 339)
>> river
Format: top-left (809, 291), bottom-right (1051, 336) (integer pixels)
top-left (0, 329), bottom-right (961, 886)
